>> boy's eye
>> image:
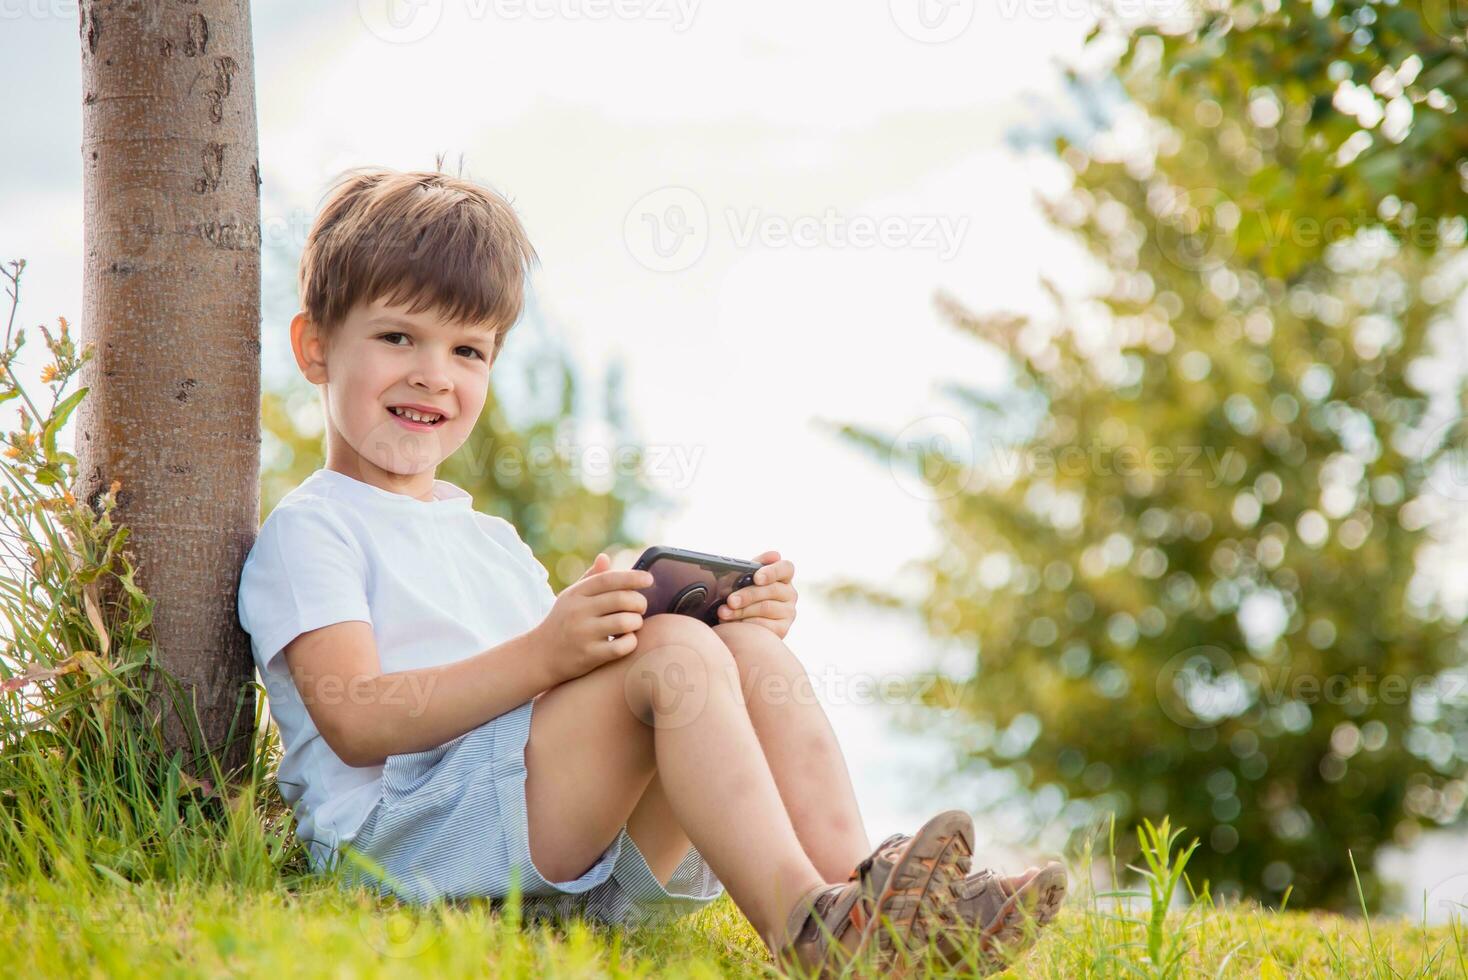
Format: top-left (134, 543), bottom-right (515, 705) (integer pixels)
top-left (379, 333), bottom-right (483, 360)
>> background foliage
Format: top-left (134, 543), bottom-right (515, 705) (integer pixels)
top-left (835, 0), bottom-right (1468, 909)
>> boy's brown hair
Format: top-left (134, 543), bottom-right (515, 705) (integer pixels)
top-left (298, 165), bottom-right (537, 362)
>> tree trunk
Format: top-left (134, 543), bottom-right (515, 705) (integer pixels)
top-left (76, 0), bottom-right (261, 781)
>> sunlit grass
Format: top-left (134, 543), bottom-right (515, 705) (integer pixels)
top-left (3, 867), bottom-right (1465, 978)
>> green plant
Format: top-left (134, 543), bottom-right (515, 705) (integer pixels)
top-left (1085, 815), bottom-right (1206, 979)
top-left (0, 258), bottom-right (306, 890)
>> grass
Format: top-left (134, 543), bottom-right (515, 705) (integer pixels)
top-left (1, 865), bottom-right (1465, 977)
top-left (0, 256), bottom-right (1465, 977)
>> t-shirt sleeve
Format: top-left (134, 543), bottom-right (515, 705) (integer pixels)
top-left (528, 550), bottom-right (555, 619)
top-left (510, 528), bottom-right (557, 619)
top-left (237, 502), bottom-right (373, 676)
top-left (475, 513), bottom-right (556, 618)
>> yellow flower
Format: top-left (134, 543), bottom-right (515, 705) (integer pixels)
top-left (39, 364), bottom-right (57, 383)
top-left (3, 447), bottom-right (19, 459)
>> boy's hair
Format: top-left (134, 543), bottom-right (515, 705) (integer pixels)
top-left (298, 166), bottom-right (538, 361)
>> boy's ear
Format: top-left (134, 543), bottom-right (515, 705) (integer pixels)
top-left (290, 311), bottom-right (329, 385)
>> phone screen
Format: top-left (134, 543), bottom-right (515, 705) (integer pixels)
top-left (634, 548), bottom-right (759, 626)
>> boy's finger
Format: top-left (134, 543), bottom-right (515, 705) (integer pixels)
top-left (577, 553), bottom-right (610, 580)
top-left (728, 582), bottom-right (795, 609)
top-left (753, 559), bottom-right (795, 585)
top-left (578, 569), bottom-right (655, 595)
top-left (588, 589), bottom-right (649, 615)
top-left (717, 599), bottom-right (791, 622)
top-left (597, 611), bottom-right (644, 636)
top-left (718, 615), bottom-right (786, 636)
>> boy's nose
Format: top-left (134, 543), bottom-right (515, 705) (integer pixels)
top-left (407, 361), bottom-right (452, 392)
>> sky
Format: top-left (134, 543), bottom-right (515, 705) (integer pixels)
top-left (6, 0), bottom-right (1460, 911)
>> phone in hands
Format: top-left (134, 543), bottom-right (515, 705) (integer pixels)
top-left (632, 546), bottom-right (761, 627)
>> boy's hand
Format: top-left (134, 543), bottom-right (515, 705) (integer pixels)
top-left (715, 550), bottom-right (796, 640)
top-left (534, 553), bottom-right (653, 686)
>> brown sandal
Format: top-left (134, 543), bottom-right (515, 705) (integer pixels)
top-left (774, 810), bottom-right (974, 977)
top-left (859, 832), bottom-right (1067, 974)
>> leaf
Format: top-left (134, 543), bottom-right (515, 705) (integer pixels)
top-left (83, 581), bottom-right (110, 657)
top-left (74, 649), bottom-right (109, 684)
top-left (177, 770), bottom-right (215, 799)
top-left (1259, 956), bottom-right (1287, 980)
top-left (90, 862), bottom-right (133, 890)
top-left (41, 386), bottom-right (86, 464)
top-left (0, 652), bottom-right (87, 693)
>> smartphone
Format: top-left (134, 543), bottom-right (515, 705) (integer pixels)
top-left (632, 546), bottom-right (762, 627)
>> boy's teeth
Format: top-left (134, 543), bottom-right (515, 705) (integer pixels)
top-left (391, 406), bottom-right (441, 423)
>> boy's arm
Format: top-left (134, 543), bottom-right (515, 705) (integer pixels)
top-left (282, 620), bottom-right (558, 768)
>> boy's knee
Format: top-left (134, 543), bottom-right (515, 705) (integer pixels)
top-left (639, 612), bottom-right (721, 648)
top-left (624, 615), bottom-right (740, 726)
top-left (714, 620), bottom-right (804, 686)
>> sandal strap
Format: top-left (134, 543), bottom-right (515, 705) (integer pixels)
top-left (844, 832), bottom-right (910, 882)
top-left (785, 880), bottom-right (863, 949)
top-left (790, 832), bottom-right (915, 953)
top-left (953, 867), bottom-right (1017, 927)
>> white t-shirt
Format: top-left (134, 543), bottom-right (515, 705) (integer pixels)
top-left (237, 467), bottom-right (557, 872)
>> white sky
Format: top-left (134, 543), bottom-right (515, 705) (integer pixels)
top-left (44, 3), bottom-right (1468, 909)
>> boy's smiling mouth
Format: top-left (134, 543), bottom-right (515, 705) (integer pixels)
top-left (387, 404), bottom-right (447, 428)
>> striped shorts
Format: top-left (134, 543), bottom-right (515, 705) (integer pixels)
top-left (333, 696), bottom-right (725, 927)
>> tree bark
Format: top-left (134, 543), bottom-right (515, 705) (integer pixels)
top-left (77, 0), bottom-right (261, 780)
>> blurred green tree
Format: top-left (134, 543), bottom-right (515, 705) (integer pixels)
top-left (260, 345), bottom-right (663, 594)
top-left (831, 1), bottom-right (1468, 909)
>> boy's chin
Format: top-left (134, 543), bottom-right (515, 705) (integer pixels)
top-left (358, 449), bottom-right (451, 478)
top-left (377, 457), bottom-right (447, 477)
top-left (352, 426), bottom-right (460, 475)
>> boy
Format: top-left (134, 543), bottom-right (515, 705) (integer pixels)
top-left (237, 166), bottom-right (1065, 974)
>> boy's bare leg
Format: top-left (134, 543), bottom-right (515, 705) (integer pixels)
top-left (623, 622), bottom-right (871, 885)
top-left (524, 613), bottom-right (825, 949)
top-left (711, 621), bottom-right (871, 880)
top-left (623, 770), bottom-right (689, 887)
top-left (623, 623), bottom-right (1042, 910)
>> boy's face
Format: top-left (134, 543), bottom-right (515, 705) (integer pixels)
top-left (290, 295), bottom-right (498, 500)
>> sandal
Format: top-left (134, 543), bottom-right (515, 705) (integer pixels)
top-left (774, 809), bottom-right (974, 978)
top-left (858, 832), bottom-right (1067, 973)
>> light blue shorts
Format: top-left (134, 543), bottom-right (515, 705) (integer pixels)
top-left (334, 696), bottom-right (725, 927)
